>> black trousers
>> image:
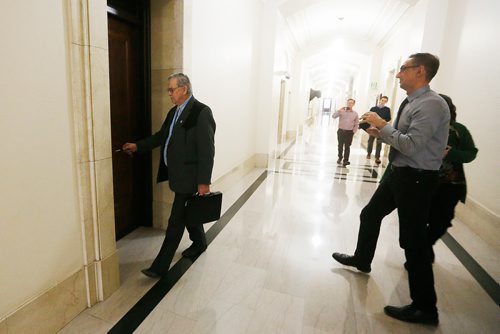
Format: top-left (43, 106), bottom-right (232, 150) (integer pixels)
top-left (337, 129), bottom-right (354, 162)
top-left (428, 183), bottom-right (463, 245)
top-left (149, 192), bottom-right (207, 275)
top-left (354, 166), bottom-right (439, 312)
top-left (367, 135), bottom-right (382, 158)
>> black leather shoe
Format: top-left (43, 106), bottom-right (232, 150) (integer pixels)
top-left (384, 304), bottom-right (438, 326)
top-left (337, 158), bottom-right (342, 164)
top-left (332, 252), bottom-right (371, 273)
top-left (342, 161), bottom-right (350, 166)
top-left (182, 244), bottom-right (207, 257)
top-left (141, 268), bottom-right (161, 278)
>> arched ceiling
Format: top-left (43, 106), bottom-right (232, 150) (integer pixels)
top-left (274, 0), bottom-right (417, 97)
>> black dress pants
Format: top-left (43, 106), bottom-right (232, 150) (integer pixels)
top-left (354, 166), bottom-right (439, 312)
top-left (337, 129), bottom-right (354, 162)
top-left (367, 135), bottom-right (382, 158)
top-left (149, 192), bottom-right (207, 275)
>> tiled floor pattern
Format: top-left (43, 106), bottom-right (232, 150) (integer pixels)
top-left (60, 121), bottom-right (499, 333)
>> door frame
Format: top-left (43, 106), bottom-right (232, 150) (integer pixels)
top-left (107, 0), bottom-right (153, 239)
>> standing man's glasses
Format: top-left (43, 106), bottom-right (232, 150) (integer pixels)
top-left (167, 86), bottom-right (181, 93)
top-left (399, 65), bottom-right (420, 72)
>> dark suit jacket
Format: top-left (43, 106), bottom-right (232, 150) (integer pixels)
top-left (136, 97), bottom-right (216, 193)
top-left (369, 105), bottom-right (391, 122)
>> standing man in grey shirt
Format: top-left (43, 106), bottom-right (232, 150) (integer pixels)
top-left (332, 53), bottom-right (449, 326)
top-left (332, 98), bottom-right (359, 167)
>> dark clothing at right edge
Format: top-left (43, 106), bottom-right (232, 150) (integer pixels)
top-left (428, 121), bottom-right (477, 246)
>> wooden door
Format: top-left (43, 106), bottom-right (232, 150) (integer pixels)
top-left (108, 14), bottom-right (152, 240)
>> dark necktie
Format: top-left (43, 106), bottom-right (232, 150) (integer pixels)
top-left (388, 98), bottom-right (409, 162)
top-left (163, 107), bottom-right (181, 166)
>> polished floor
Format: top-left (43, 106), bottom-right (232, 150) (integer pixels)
top-left (60, 117), bottom-right (500, 333)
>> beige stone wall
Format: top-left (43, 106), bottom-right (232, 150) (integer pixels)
top-left (150, 0), bottom-right (185, 229)
top-left (456, 200), bottom-right (500, 252)
top-left (0, 0), bottom-right (119, 331)
top-left (68, 0), bottom-right (119, 305)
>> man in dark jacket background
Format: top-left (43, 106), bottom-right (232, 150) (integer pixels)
top-left (366, 95), bottom-right (391, 164)
top-left (122, 73), bottom-right (216, 278)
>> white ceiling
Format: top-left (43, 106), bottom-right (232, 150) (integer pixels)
top-left (275, 0), bottom-right (417, 98)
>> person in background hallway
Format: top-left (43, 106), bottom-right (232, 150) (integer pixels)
top-left (426, 94), bottom-right (477, 261)
top-left (122, 73), bottom-right (216, 278)
top-left (332, 98), bottom-right (359, 167)
top-left (366, 96), bottom-right (391, 164)
top-left (331, 53), bottom-right (449, 325)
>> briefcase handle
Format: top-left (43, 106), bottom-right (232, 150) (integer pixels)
top-left (194, 191), bottom-right (212, 197)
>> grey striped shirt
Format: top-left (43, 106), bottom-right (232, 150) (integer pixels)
top-left (379, 85), bottom-right (450, 170)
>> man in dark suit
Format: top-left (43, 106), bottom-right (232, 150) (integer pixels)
top-left (122, 73), bottom-right (216, 278)
top-left (366, 96), bottom-right (391, 164)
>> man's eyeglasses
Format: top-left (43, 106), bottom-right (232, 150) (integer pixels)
top-left (399, 65), bottom-right (420, 72)
top-left (167, 86), bottom-right (182, 94)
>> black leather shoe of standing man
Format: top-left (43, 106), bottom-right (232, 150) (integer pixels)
top-left (141, 268), bottom-right (161, 279)
top-left (332, 252), bottom-right (371, 273)
top-left (384, 304), bottom-right (439, 325)
top-left (182, 244), bottom-right (207, 258)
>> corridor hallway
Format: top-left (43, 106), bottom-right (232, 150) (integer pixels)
top-left (60, 119), bottom-right (499, 333)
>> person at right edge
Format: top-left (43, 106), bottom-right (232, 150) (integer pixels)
top-left (331, 53), bottom-right (450, 326)
top-left (426, 94), bottom-right (478, 262)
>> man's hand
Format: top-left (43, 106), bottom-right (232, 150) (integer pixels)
top-left (122, 143), bottom-right (137, 156)
top-left (443, 145), bottom-right (451, 157)
top-left (360, 112), bottom-right (387, 129)
top-left (198, 184), bottom-right (210, 195)
top-left (366, 127), bottom-right (380, 138)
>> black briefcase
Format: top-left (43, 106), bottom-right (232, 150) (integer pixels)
top-left (185, 192), bottom-right (223, 227)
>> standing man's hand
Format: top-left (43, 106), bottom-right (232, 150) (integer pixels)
top-left (122, 143), bottom-right (137, 156)
top-left (360, 112), bottom-right (387, 129)
top-left (198, 184), bottom-right (210, 195)
top-left (366, 127), bottom-right (380, 138)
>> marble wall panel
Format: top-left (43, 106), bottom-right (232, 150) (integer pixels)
top-left (255, 153), bottom-right (269, 168)
top-left (151, 0), bottom-right (183, 70)
top-left (101, 251), bottom-right (120, 300)
top-left (70, 43), bottom-right (93, 163)
top-left (149, 0), bottom-right (185, 232)
top-left (90, 46), bottom-right (112, 161)
top-left (77, 160), bottom-right (96, 263)
top-left (5, 270), bottom-right (87, 333)
top-left (94, 158), bottom-right (116, 258)
top-left (87, 0), bottom-right (108, 49)
top-left (67, 0), bottom-right (118, 311)
top-left (456, 199), bottom-right (500, 251)
top-left (0, 318), bottom-right (6, 334)
top-left (242, 155), bottom-right (257, 174)
top-left (68, 0), bottom-right (89, 46)
top-left (211, 155), bottom-right (257, 193)
top-left (151, 69), bottom-right (176, 127)
top-left (86, 262), bottom-right (98, 306)
top-left (153, 200), bottom-right (172, 230)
